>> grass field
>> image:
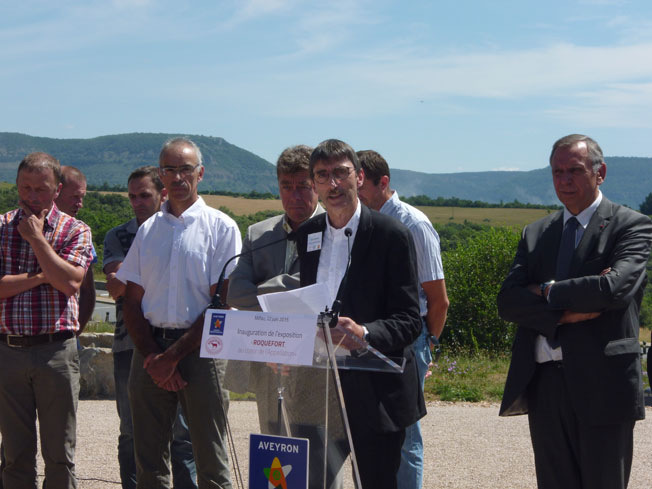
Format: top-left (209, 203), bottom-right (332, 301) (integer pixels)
top-left (101, 192), bottom-right (284, 215)
top-left (104, 191), bottom-right (552, 229)
top-left (418, 206), bottom-right (553, 228)
top-left (203, 197), bottom-right (554, 229)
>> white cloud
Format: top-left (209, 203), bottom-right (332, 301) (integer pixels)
top-left (224, 0), bottom-right (294, 26)
top-left (545, 82), bottom-right (652, 128)
top-left (224, 40), bottom-right (652, 124)
top-left (492, 167), bottom-right (522, 171)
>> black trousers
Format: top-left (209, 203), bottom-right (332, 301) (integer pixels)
top-left (349, 420), bottom-right (405, 489)
top-left (527, 361), bottom-right (635, 489)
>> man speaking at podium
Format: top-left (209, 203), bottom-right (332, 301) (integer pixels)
top-left (296, 139), bottom-right (425, 489)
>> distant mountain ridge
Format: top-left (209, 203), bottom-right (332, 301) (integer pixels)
top-left (0, 132), bottom-right (278, 193)
top-left (391, 156), bottom-right (652, 208)
top-left (0, 132), bottom-right (649, 208)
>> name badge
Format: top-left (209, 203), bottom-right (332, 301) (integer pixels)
top-left (307, 232), bottom-right (322, 252)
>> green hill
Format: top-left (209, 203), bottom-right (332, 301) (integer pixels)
top-left (391, 156), bottom-right (652, 209)
top-left (0, 132), bottom-right (278, 193)
top-left (1, 132), bottom-right (649, 208)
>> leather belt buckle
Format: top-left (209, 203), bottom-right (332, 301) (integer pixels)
top-left (161, 329), bottom-right (175, 340)
top-left (6, 335), bottom-right (24, 348)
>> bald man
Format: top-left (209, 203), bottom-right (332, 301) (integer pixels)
top-left (55, 166), bottom-right (96, 333)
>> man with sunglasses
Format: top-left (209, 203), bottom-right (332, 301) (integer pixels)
top-left (295, 139), bottom-right (425, 489)
top-left (118, 138), bottom-right (241, 489)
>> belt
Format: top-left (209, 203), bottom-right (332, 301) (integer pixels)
top-left (151, 326), bottom-right (188, 341)
top-left (0, 331), bottom-right (74, 348)
top-left (537, 360), bottom-right (563, 368)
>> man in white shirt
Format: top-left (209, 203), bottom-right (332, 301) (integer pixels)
top-left (118, 138), bottom-right (241, 489)
top-left (357, 149), bottom-right (449, 489)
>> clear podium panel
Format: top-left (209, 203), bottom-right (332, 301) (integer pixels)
top-left (224, 356), bottom-right (352, 488)
top-left (212, 309), bottom-right (409, 489)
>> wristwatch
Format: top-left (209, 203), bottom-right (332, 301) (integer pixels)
top-left (429, 334), bottom-right (442, 363)
top-left (540, 280), bottom-right (555, 299)
top-left (362, 326), bottom-right (370, 342)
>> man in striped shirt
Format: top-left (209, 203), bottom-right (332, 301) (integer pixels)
top-left (0, 152), bottom-right (93, 489)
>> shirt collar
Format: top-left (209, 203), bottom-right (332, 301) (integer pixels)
top-left (127, 217), bottom-right (140, 233)
top-left (16, 203), bottom-right (59, 230)
top-left (162, 196), bottom-right (206, 225)
top-left (563, 190), bottom-right (602, 229)
top-left (379, 190), bottom-right (400, 213)
top-left (283, 204), bottom-right (322, 234)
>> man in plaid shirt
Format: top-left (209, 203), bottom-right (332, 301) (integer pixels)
top-left (0, 152), bottom-right (93, 489)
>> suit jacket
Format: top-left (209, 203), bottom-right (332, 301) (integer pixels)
top-left (498, 197), bottom-right (652, 425)
top-left (225, 208), bottom-right (324, 394)
top-left (227, 208), bottom-right (324, 311)
top-left (296, 204), bottom-right (426, 433)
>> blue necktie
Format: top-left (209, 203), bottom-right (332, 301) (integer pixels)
top-left (548, 217), bottom-right (579, 348)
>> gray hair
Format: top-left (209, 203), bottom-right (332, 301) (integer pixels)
top-left (159, 137), bottom-right (203, 166)
top-left (309, 139), bottom-right (360, 177)
top-left (550, 134), bottom-right (604, 173)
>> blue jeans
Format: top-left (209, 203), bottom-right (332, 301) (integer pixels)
top-left (397, 324), bottom-right (431, 489)
top-left (114, 349), bottom-right (197, 489)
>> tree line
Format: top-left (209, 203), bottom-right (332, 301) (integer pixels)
top-left (2, 184), bottom-right (652, 353)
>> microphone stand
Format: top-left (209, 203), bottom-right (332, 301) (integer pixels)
top-left (210, 232), bottom-right (296, 309)
top-left (206, 230), bottom-right (295, 489)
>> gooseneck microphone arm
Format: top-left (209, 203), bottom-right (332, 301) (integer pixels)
top-left (210, 231), bottom-right (297, 309)
top-left (327, 227), bottom-right (353, 327)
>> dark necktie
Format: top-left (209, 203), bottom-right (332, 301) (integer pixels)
top-left (555, 217), bottom-right (579, 281)
top-left (548, 216), bottom-right (579, 348)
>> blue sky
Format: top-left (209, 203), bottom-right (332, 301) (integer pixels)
top-left (2, 0), bottom-right (652, 173)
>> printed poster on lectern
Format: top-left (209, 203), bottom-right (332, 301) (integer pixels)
top-left (200, 309), bottom-right (317, 366)
top-left (249, 433), bottom-right (308, 489)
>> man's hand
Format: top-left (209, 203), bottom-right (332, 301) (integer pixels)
top-left (330, 316), bottom-right (366, 350)
top-left (144, 352), bottom-right (183, 386)
top-left (157, 370), bottom-right (188, 392)
top-left (526, 283), bottom-right (541, 296)
top-left (266, 363), bottom-right (291, 375)
top-left (105, 272), bottom-right (126, 300)
top-left (559, 311), bottom-right (602, 323)
top-left (17, 202), bottom-right (47, 244)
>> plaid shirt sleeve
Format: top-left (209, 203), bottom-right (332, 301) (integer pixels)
top-left (57, 219), bottom-right (93, 271)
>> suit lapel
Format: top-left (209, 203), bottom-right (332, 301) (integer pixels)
top-left (271, 217), bottom-right (290, 273)
top-left (569, 198), bottom-right (613, 277)
top-left (540, 211), bottom-right (564, 279)
top-left (299, 214), bottom-right (326, 285)
top-left (335, 205), bottom-right (373, 300)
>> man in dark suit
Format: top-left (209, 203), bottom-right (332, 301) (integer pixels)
top-left (295, 139), bottom-right (425, 489)
top-left (498, 134), bottom-right (652, 489)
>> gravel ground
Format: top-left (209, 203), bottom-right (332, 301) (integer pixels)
top-left (13, 400), bottom-right (651, 488)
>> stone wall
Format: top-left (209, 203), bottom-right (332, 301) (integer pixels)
top-left (79, 333), bottom-right (115, 399)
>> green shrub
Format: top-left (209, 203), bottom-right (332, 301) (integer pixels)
top-left (441, 226), bottom-right (520, 352)
top-left (426, 351), bottom-right (510, 402)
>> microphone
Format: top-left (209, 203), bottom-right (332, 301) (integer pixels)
top-left (328, 227), bottom-right (354, 327)
top-left (210, 230), bottom-right (297, 309)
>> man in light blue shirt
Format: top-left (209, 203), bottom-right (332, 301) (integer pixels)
top-left (358, 150), bottom-right (449, 489)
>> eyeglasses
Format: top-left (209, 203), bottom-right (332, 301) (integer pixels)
top-left (160, 165), bottom-right (200, 177)
top-left (313, 166), bottom-right (354, 184)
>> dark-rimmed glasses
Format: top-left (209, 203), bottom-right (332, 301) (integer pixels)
top-left (313, 166), bottom-right (354, 184)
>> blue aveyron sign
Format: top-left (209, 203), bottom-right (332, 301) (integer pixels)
top-left (249, 433), bottom-right (308, 489)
